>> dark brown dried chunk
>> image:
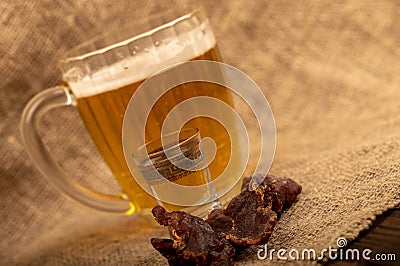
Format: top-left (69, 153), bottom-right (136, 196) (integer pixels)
top-left (151, 205), bottom-right (235, 266)
top-left (242, 174), bottom-right (302, 214)
top-left (151, 238), bottom-right (180, 264)
top-left (205, 209), bottom-right (233, 236)
top-left (206, 189), bottom-right (278, 247)
top-left (150, 174), bottom-right (302, 265)
top-left (206, 174), bottom-right (301, 247)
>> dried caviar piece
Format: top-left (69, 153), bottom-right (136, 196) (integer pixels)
top-left (224, 189), bottom-right (278, 246)
top-left (269, 175), bottom-right (302, 208)
top-left (151, 205), bottom-right (235, 266)
top-left (151, 238), bottom-right (180, 264)
top-left (242, 174), bottom-right (302, 214)
top-left (206, 175), bottom-right (301, 247)
top-left (206, 189), bottom-right (278, 247)
top-left (206, 209), bottom-right (233, 236)
top-left (150, 175), bottom-right (302, 265)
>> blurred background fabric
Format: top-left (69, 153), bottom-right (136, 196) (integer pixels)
top-left (1, 0), bottom-right (399, 264)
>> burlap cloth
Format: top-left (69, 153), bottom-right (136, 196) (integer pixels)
top-left (1, 0), bottom-right (399, 264)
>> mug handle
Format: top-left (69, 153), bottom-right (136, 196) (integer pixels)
top-left (20, 86), bottom-right (132, 213)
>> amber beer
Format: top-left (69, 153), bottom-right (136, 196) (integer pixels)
top-left (64, 13), bottom-right (245, 214)
top-left (72, 45), bottom-right (237, 211)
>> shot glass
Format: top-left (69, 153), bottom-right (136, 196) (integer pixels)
top-left (132, 128), bottom-right (222, 217)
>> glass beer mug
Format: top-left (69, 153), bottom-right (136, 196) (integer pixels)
top-left (21, 7), bottom-right (243, 216)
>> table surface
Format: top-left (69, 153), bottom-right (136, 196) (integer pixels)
top-left (329, 207), bottom-right (400, 265)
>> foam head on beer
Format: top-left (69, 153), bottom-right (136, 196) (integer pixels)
top-left (64, 18), bottom-right (216, 98)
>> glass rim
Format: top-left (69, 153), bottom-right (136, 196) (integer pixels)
top-left (58, 5), bottom-right (204, 64)
top-left (132, 128), bottom-right (200, 164)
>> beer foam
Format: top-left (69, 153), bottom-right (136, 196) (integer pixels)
top-left (65, 21), bottom-right (216, 98)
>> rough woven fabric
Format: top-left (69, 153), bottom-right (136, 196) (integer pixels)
top-left (1, 0), bottom-right (400, 265)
